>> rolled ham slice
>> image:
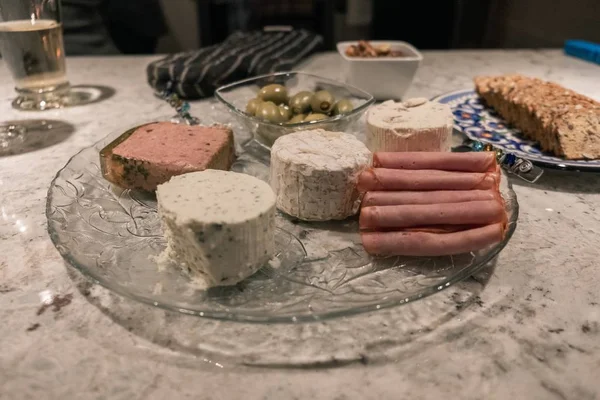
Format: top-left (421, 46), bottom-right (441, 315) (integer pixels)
top-left (375, 225), bottom-right (480, 233)
top-left (362, 189), bottom-right (498, 207)
top-left (373, 151), bottom-right (498, 172)
top-left (357, 168), bottom-right (500, 192)
top-left (361, 223), bottom-right (506, 256)
top-left (359, 200), bottom-right (505, 230)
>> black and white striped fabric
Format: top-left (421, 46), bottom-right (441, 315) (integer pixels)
top-left (147, 29), bottom-right (323, 99)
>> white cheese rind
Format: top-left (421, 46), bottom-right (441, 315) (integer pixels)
top-left (156, 170), bottom-right (276, 287)
top-left (270, 129), bottom-right (372, 221)
top-left (366, 98), bottom-right (453, 153)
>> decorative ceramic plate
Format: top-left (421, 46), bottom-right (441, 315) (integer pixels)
top-left (46, 119), bottom-right (519, 323)
top-left (434, 89), bottom-right (600, 170)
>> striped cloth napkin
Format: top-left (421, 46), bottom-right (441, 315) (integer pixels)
top-left (147, 29), bottom-right (323, 99)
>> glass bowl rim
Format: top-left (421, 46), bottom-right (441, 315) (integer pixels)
top-left (214, 71), bottom-right (376, 128)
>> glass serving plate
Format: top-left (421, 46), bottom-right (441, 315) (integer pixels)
top-left (215, 71), bottom-right (375, 147)
top-left (46, 120), bottom-right (519, 323)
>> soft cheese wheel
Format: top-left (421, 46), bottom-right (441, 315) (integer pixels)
top-left (156, 170), bottom-right (276, 287)
top-left (366, 98), bottom-right (453, 153)
top-left (270, 129), bottom-right (372, 221)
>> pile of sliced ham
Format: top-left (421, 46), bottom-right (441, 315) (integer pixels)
top-left (358, 152), bottom-right (508, 257)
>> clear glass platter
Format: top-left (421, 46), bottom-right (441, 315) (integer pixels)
top-left (46, 119), bottom-right (519, 323)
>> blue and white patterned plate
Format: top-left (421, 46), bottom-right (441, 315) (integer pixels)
top-left (433, 89), bottom-right (600, 170)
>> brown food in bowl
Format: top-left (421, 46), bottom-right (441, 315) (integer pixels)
top-left (345, 40), bottom-right (404, 58)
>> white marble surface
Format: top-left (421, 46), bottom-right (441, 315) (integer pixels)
top-left (1, 50), bottom-right (600, 400)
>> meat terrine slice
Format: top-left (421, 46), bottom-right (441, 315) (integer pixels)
top-left (100, 122), bottom-right (235, 191)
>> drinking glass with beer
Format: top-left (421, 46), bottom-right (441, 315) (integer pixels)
top-left (0, 0), bottom-right (71, 111)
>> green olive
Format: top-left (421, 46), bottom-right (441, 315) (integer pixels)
top-left (304, 113), bottom-right (329, 122)
top-left (333, 99), bottom-right (354, 115)
top-left (258, 84), bottom-right (288, 105)
top-left (310, 90), bottom-right (335, 114)
top-left (289, 91), bottom-right (314, 114)
top-left (256, 101), bottom-right (285, 123)
top-left (278, 104), bottom-right (292, 121)
top-left (287, 114), bottom-right (306, 124)
top-left (245, 98), bottom-right (263, 116)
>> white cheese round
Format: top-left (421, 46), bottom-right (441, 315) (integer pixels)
top-left (270, 129), bottom-right (372, 221)
top-left (156, 170), bottom-right (276, 287)
top-left (366, 98), bottom-right (453, 152)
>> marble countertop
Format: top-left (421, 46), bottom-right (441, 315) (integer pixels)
top-left (1, 50), bottom-right (599, 400)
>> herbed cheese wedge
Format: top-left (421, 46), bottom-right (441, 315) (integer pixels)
top-left (366, 98), bottom-right (453, 153)
top-left (156, 170), bottom-right (276, 287)
top-left (270, 129), bottom-right (372, 221)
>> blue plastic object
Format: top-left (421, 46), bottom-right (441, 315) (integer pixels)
top-left (564, 40), bottom-right (600, 65)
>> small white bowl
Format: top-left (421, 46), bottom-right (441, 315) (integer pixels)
top-left (337, 41), bottom-right (423, 101)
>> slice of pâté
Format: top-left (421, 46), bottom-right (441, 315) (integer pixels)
top-left (101, 122), bottom-right (235, 191)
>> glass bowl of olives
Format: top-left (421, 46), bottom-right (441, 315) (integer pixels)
top-left (215, 71), bottom-right (375, 147)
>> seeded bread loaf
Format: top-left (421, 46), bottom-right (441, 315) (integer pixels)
top-left (474, 74), bottom-right (600, 159)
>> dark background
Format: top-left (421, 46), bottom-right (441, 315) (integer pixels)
top-left (51, 0), bottom-right (600, 55)
top-left (191, 0), bottom-right (600, 51)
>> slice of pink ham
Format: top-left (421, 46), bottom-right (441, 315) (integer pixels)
top-left (359, 200), bottom-right (505, 230)
top-left (361, 223), bottom-right (505, 256)
top-left (362, 189), bottom-right (499, 207)
top-left (373, 151), bottom-right (498, 172)
top-left (370, 225), bottom-right (481, 234)
top-left (357, 168), bottom-right (500, 192)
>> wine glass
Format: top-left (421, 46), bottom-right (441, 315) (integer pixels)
top-left (0, 0), bottom-right (77, 149)
top-left (0, 0), bottom-right (75, 111)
